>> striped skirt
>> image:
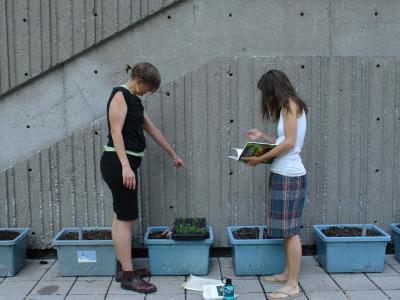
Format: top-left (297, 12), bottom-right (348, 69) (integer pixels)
top-left (266, 172), bottom-right (306, 238)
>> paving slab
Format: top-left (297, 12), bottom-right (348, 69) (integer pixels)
top-left (147, 278), bottom-right (185, 295)
top-left (68, 279), bottom-right (112, 295)
top-left (220, 267), bottom-right (258, 280)
top-left (384, 289), bottom-right (400, 299)
top-left (366, 275), bottom-right (400, 290)
top-left (232, 279), bottom-right (263, 294)
top-left (306, 290), bottom-right (348, 300)
top-left (331, 274), bottom-right (377, 291)
top-left (146, 295), bottom-right (185, 299)
top-left (65, 295), bottom-right (106, 300)
top-left (25, 295), bottom-right (65, 300)
top-left (4, 261), bottom-right (48, 282)
top-left (344, 290), bottom-right (390, 300)
top-left (0, 280), bottom-right (37, 297)
top-left (106, 295), bottom-right (145, 300)
top-left (28, 279), bottom-right (75, 296)
top-left (299, 274), bottom-right (340, 292)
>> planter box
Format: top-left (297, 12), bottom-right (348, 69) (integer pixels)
top-left (52, 227), bottom-right (115, 276)
top-left (227, 226), bottom-right (285, 275)
top-left (0, 228), bottom-right (30, 276)
top-left (144, 226), bottom-right (213, 275)
top-left (313, 224), bottom-right (391, 273)
top-left (390, 223), bottom-right (400, 263)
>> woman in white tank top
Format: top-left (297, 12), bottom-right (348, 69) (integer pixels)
top-left (242, 70), bottom-right (309, 299)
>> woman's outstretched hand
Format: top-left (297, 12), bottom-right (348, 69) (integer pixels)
top-left (173, 156), bottom-right (186, 169)
top-left (245, 129), bottom-right (263, 141)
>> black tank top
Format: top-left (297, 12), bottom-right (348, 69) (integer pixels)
top-left (106, 86), bottom-right (146, 152)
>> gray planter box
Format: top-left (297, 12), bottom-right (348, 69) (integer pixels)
top-left (0, 228), bottom-right (30, 276)
top-left (52, 227), bottom-right (115, 276)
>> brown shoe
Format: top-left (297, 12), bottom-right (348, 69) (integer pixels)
top-left (121, 270), bottom-right (157, 293)
top-left (115, 260), bottom-right (151, 282)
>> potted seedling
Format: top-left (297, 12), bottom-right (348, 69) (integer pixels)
top-left (144, 218), bottom-right (213, 275)
top-left (313, 224), bottom-right (391, 272)
top-left (0, 228), bottom-right (30, 276)
top-left (227, 226), bottom-right (284, 275)
top-left (52, 227), bottom-right (115, 276)
top-left (171, 218), bottom-right (209, 240)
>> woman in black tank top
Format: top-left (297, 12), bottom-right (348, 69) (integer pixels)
top-left (100, 63), bottom-right (185, 294)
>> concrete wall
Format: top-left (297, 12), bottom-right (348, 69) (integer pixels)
top-left (2, 0), bottom-right (400, 172)
top-left (0, 0), bottom-right (400, 248)
top-left (0, 0), bottom-right (181, 95)
top-left (1, 56), bottom-right (399, 248)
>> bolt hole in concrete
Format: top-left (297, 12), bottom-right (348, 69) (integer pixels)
top-left (25, 72), bottom-right (29, 76)
top-left (229, 13), bottom-right (232, 17)
top-left (169, 205), bottom-right (174, 209)
top-left (94, 70), bottom-right (98, 74)
top-left (26, 125), bottom-right (30, 128)
top-left (300, 12), bottom-right (304, 16)
top-left (167, 15), bottom-right (171, 19)
top-left (93, 12), bottom-right (98, 16)
top-left (301, 65), bottom-right (305, 69)
top-left (230, 119), bottom-right (234, 123)
top-left (166, 91), bottom-right (170, 96)
top-left (38, 285), bottom-right (60, 295)
top-left (376, 64), bottom-right (380, 68)
top-left (23, 18), bottom-right (27, 22)
top-left (228, 72), bottom-right (233, 77)
top-left (95, 131), bottom-right (99, 135)
top-left (28, 168), bottom-right (32, 172)
top-left (375, 169), bottom-right (379, 173)
top-left (376, 117), bottom-right (380, 121)
top-left (374, 11), bottom-right (379, 16)
top-left (32, 232), bottom-right (36, 235)
top-left (39, 260), bottom-right (48, 265)
top-left (229, 172), bottom-right (233, 175)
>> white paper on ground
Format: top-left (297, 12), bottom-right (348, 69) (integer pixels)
top-left (181, 275), bottom-right (222, 291)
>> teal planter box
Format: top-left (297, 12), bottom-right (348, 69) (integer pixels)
top-left (0, 228), bottom-right (30, 276)
top-left (144, 226), bottom-right (213, 275)
top-left (313, 224), bottom-right (390, 273)
top-left (227, 226), bottom-right (285, 275)
top-left (390, 223), bottom-right (400, 263)
top-left (53, 227), bottom-right (115, 276)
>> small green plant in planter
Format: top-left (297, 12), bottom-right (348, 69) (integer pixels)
top-left (171, 218), bottom-right (209, 241)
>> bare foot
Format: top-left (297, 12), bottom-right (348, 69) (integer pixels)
top-left (261, 273), bottom-right (288, 283)
top-left (267, 284), bottom-right (300, 299)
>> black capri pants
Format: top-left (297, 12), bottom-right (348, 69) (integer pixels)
top-left (100, 151), bottom-right (142, 221)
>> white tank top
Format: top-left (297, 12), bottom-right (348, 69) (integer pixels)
top-left (270, 109), bottom-right (306, 177)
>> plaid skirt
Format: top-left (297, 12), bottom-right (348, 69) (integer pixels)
top-left (266, 172), bottom-right (306, 238)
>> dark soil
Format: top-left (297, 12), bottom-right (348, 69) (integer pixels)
top-left (322, 226), bottom-right (382, 237)
top-left (149, 231), bottom-right (170, 239)
top-left (83, 230), bottom-right (112, 240)
top-left (58, 232), bottom-right (79, 240)
top-left (0, 230), bottom-right (20, 240)
top-left (262, 228), bottom-right (281, 239)
top-left (58, 230), bottom-right (112, 240)
top-left (232, 228), bottom-right (259, 239)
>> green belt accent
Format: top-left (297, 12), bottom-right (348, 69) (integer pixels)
top-left (104, 145), bottom-right (144, 157)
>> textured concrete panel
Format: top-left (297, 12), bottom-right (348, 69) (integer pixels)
top-left (0, 0), bottom-right (182, 95)
top-left (1, 56), bottom-right (399, 249)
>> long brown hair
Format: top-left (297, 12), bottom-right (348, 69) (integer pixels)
top-left (257, 69), bottom-right (308, 122)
